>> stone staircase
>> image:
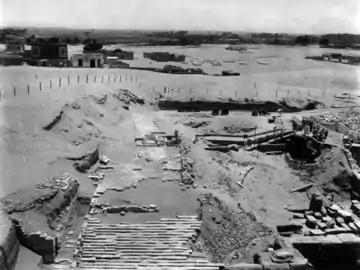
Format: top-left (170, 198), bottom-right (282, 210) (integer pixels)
top-left (78, 215), bottom-right (223, 270)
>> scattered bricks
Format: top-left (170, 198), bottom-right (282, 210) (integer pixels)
top-left (306, 215), bottom-right (318, 229)
top-left (309, 229), bottom-right (325, 236)
top-left (325, 228), bottom-right (350, 235)
top-left (320, 206), bottom-right (327, 216)
top-left (354, 220), bottom-right (360, 230)
top-left (305, 211), bottom-right (314, 216)
top-left (335, 217), bottom-right (345, 227)
top-left (338, 210), bottom-right (353, 223)
top-left (293, 213), bottom-right (304, 219)
top-left (327, 208), bottom-right (337, 218)
top-left (322, 216), bottom-right (332, 223)
top-left (351, 203), bottom-right (360, 216)
top-left (351, 200), bottom-right (360, 206)
top-left (348, 223), bottom-right (358, 233)
top-left (318, 222), bottom-right (327, 231)
top-left (314, 212), bottom-right (323, 219)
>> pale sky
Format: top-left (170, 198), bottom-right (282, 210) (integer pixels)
top-left (1, 0), bottom-right (359, 34)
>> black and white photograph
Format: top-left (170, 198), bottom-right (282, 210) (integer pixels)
top-left (0, 0), bottom-right (360, 269)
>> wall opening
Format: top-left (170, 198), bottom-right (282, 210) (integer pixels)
top-left (78, 59), bottom-right (83, 67)
top-left (90, 59), bottom-right (96, 68)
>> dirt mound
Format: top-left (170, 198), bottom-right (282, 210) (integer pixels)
top-left (279, 97), bottom-right (325, 112)
top-left (67, 146), bottom-right (99, 173)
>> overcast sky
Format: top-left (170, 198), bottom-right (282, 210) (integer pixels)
top-left (1, 0), bottom-right (359, 34)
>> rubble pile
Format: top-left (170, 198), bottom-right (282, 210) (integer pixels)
top-left (223, 124), bottom-right (255, 134)
top-left (95, 204), bottom-right (159, 214)
top-left (202, 194), bottom-right (273, 263)
top-left (321, 112), bottom-right (360, 143)
top-left (113, 89), bottom-right (145, 105)
top-left (183, 118), bottom-right (211, 128)
top-left (179, 144), bottom-right (195, 185)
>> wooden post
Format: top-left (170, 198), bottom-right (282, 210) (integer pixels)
top-left (68, 76), bottom-right (70, 85)
top-left (13, 86), bottom-right (16, 96)
top-left (235, 91), bottom-right (237, 97)
top-left (39, 82), bottom-right (42, 91)
top-left (50, 80), bottom-right (52, 89)
top-left (153, 86), bottom-right (155, 92)
top-left (114, 74), bottom-right (117, 83)
top-left (287, 89), bottom-right (290, 96)
top-left (77, 74), bottom-right (80, 84)
top-left (86, 74), bottom-right (89, 84)
top-left (189, 88), bottom-right (192, 93)
top-left (206, 88), bottom-right (208, 94)
top-left (120, 76), bottom-right (122, 82)
top-left (27, 84), bottom-right (30, 94)
top-left (256, 91), bottom-right (259, 97)
top-left (275, 90), bottom-right (278, 97)
top-left (131, 75), bottom-right (132, 81)
top-left (59, 77), bottom-right (61, 87)
top-left (102, 75), bottom-right (104, 83)
top-left (164, 87), bottom-right (166, 93)
top-left (178, 88), bottom-right (180, 93)
top-left (94, 74), bottom-right (97, 83)
top-left (108, 75), bottom-right (110, 83)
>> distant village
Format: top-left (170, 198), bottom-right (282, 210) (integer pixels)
top-left (0, 33), bottom-right (189, 69)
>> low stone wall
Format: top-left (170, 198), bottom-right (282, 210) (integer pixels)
top-left (0, 210), bottom-right (20, 270)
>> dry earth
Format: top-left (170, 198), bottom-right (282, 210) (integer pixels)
top-left (0, 45), bottom-right (360, 269)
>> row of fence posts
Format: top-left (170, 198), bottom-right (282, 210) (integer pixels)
top-left (5, 74), bottom-right (138, 98)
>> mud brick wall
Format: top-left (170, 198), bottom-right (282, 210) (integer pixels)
top-left (0, 218), bottom-right (20, 270)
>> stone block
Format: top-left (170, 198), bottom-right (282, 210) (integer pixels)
top-left (306, 215), bottom-right (318, 229)
top-left (223, 263), bottom-right (263, 270)
top-left (337, 233), bottom-right (360, 244)
top-left (314, 212), bottom-right (323, 219)
top-left (309, 229), bottom-right (325, 236)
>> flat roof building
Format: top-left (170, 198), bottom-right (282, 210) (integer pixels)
top-left (71, 53), bottom-right (104, 68)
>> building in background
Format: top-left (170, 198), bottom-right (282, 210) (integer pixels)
top-left (143, 52), bottom-right (185, 62)
top-left (5, 35), bottom-right (26, 54)
top-left (101, 48), bottom-right (134, 60)
top-left (71, 53), bottom-right (104, 68)
top-left (30, 37), bottom-right (68, 60)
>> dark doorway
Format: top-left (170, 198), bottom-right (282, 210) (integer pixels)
top-left (97, 59), bottom-right (101, 67)
top-left (78, 59), bottom-right (83, 67)
top-left (90, 59), bottom-right (96, 68)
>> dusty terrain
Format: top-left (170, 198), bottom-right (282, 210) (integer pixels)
top-left (0, 45), bottom-right (360, 269)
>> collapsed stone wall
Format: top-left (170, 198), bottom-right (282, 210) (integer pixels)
top-left (0, 210), bottom-right (20, 270)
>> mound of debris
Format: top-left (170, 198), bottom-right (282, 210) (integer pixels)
top-left (321, 112), bottom-right (360, 143)
top-left (113, 89), bottom-right (144, 105)
top-left (179, 144), bottom-right (195, 186)
top-left (200, 193), bottom-right (273, 263)
top-left (224, 124), bottom-right (256, 134)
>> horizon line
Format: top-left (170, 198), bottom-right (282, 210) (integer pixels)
top-left (1, 24), bottom-right (359, 36)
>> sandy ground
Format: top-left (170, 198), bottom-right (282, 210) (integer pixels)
top-left (1, 44), bottom-right (360, 268)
